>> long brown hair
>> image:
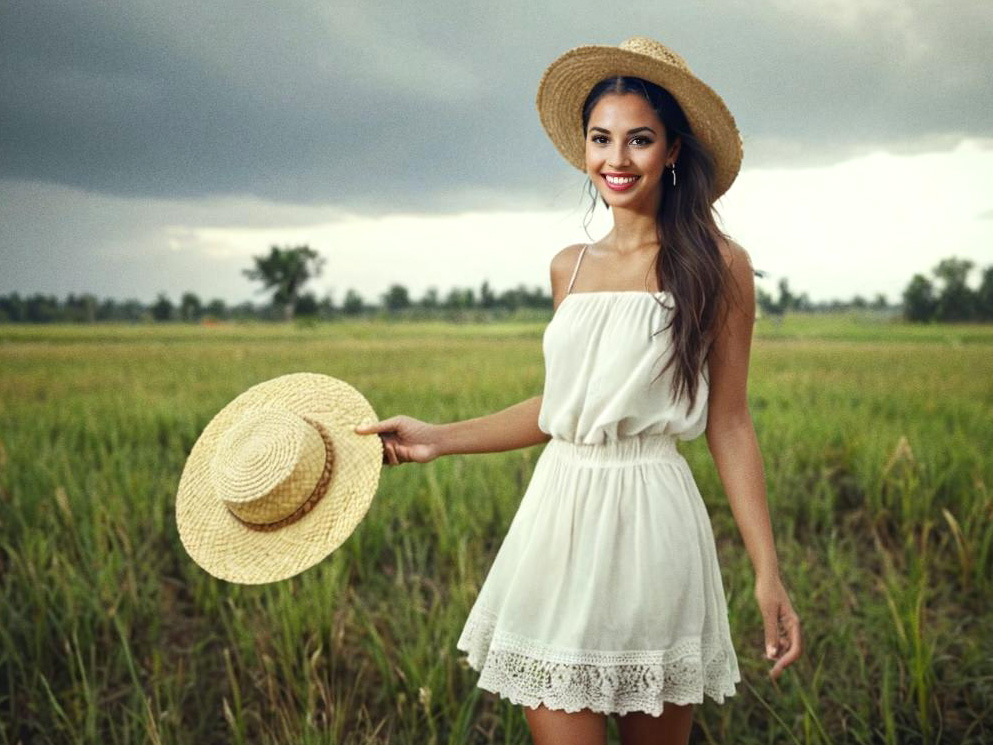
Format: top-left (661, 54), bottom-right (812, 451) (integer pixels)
top-left (581, 76), bottom-right (732, 410)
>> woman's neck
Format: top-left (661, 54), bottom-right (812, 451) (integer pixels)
top-left (602, 205), bottom-right (659, 256)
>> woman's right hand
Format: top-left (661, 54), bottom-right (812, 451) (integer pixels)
top-left (353, 415), bottom-right (442, 466)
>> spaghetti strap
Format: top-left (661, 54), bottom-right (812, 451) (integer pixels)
top-left (566, 244), bottom-right (590, 295)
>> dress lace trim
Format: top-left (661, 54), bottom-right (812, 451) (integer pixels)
top-left (456, 606), bottom-right (741, 717)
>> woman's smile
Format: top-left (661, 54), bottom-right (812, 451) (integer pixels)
top-left (602, 173), bottom-right (641, 191)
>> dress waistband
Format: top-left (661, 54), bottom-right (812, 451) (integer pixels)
top-left (544, 433), bottom-right (682, 466)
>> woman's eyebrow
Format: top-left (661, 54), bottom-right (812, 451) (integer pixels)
top-left (589, 126), bottom-right (657, 135)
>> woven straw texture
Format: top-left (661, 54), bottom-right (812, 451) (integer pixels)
top-left (175, 373), bottom-right (383, 584)
top-left (536, 36), bottom-right (743, 200)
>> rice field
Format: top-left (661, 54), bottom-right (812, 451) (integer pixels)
top-left (1, 313), bottom-right (991, 744)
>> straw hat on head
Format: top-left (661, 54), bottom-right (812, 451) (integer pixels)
top-left (175, 372), bottom-right (383, 585)
top-left (536, 36), bottom-right (743, 200)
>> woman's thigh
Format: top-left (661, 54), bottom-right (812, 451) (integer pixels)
top-left (616, 703), bottom-right (695, 745)
top-left (523, 703), bottom-right (607, 745)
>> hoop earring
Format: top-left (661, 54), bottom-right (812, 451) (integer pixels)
top-left (670, 163), bottom-right (677, 187)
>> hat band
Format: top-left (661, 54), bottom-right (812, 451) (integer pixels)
top-left (226, 417), bottom-right (335, 532)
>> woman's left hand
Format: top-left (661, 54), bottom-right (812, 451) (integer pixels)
top-left (754, 572), bottom-right (802, 681)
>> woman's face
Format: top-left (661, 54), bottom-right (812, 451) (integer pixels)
top-left (584, 92), bottom-right (678, 212)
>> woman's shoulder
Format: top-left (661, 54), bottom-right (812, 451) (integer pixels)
top-left (549, 243), bottom-right (587, 296)
top-left (716, 235), bottom-right (752, 271)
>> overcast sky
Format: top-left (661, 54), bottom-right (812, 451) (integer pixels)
top-left (2, 0), bottom-right (992, 305)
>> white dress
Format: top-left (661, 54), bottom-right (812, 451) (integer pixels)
top-left (455, 244), bottom-right (741, 717)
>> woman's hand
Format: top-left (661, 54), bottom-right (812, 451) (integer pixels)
top-left (354, 416), bottom-right (442, 465)
top-left (755, 572), bottom-right (802, 681)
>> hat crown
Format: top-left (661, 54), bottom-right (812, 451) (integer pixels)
top-left (619, 36), bottom-right (691, 73)
top-left (210, 409), bottom-right (330, 525)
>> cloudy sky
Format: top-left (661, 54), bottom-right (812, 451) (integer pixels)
top-left (2, 0), bottom-right (992, 305)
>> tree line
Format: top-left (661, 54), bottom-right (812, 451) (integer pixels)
top-left (1, 245), bottom-right (990, 323)
top-left (0, 284), bottom-right (556, 323)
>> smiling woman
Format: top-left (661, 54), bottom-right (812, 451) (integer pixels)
top-left (354, 35), bottom-right (802, 745)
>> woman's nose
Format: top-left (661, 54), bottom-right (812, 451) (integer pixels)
top-left (607, 143), bottom-right (630, 168)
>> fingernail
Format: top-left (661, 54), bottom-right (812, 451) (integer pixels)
top-left (766, 645), bottom-right (776, 658)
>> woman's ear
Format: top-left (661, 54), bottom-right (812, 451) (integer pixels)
top-left (668, 135), bottom-right (682, 165)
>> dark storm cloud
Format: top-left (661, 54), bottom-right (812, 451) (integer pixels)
top-left (2, 0), bottom-right (992, 213)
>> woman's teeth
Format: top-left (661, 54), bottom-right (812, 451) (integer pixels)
top-left (604, 174), bottom-right (639, 190)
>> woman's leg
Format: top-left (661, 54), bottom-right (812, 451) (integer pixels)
top-left (523, 703), bottom-right (607, 745)
top-left (616, 703), bottom-right (695, 745)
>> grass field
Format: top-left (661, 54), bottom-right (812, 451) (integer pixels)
top-left (1, 313), bottom-right (991, 744)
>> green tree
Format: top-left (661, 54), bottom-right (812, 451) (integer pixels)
top-left (776, 278), bottom-right (796, 313)
top-left (419, 287), bottom-right (440, 309)
top-left (933, 257), bottom-right (976, 321)
top-left (180, 292), bottom-right (202, 322)
top-left (755, 286), bottom-right (777, 316)
top-left (479, 280), bottom-right (496, 309)
top-left (294, 292), bottom-right (319, 317)
top-left (383, 284), bottom-right (411, 312)
top-left (902, 274), bottom-right (936, 322)
top-left (204, 298), bottom-right (227, 320)
top-left (444, 287), bottom-right (475, 310)
top-left (151, 293), bottom-right (174, 322)
top-left (243, 245), bottom-right (326, 321)
top-left (343, 289), bottom-right (364, 316)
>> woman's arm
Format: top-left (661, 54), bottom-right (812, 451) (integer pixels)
top-left (354, 395), bottom-right (549, 465)
top-left (706, 240), bottom-right (802, 680)
top-left (433, 395), bottom-right (550, 456)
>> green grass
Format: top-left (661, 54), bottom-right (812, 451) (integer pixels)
top-left (1, 313), bottom-right (991, 744)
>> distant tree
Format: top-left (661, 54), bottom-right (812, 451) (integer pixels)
top-left (230, 301), bottom-right (256, 320)
top-left (479, 280), bottom-right (496, 309)
top-left (776, 278), bottom-right (796, 313)
top-left (932, 257), bottom-right (977, 321)
top-left (64, 293), bottom-right (97, 323)
top-left (243, 245), bottom-right (326, 321)
top-left (871, 293), bottom-right (888, 310)
top-left (444, 288), bottom-right (475, 310)
top-left (851, 295), bottom-right (868, 309)
top-left (902, 274), bottom-right (937, 322)
top-left (419, 287), bottom-right (440, 309)
top-left (96, 298), bottom-right (118, 321)
top-left (119, 299), bottom-right (145, 322)
top-left (26, 294), bottom-right (59, 323)
top-left (204, 298), bottom-right (227, 320)
top-left (755, 287), bottom-right (777, 316)
top-left (383, 284), bottom-right (411, 312)
top-left (317, 293), bottom-right (336, 319)
top-left (342, 289), bottom-right (364, 316)
top-left (978, 266), bottom-right (993, 321)
top-left (294, 292), bottom-right (319, 317)
top-left (180, 292), bottom-right (203, 322)
top-left (0, 293), bottom-right (25, 322)
top-left (151, 293), bottom-right (175, 322)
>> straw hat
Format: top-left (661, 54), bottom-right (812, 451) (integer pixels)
top-left (175, 372), bottom-right (383, 584)
top-left (536, 36), bottom-right (743, 200)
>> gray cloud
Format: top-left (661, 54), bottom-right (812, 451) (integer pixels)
top-left (2, 0), bottom-right (992, 214)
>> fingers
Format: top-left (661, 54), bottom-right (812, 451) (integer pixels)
top-left (768, 610), bottom-right (803, 681)
top-left (762, 609), bottom-right (781, 662)
top-left (354, 416), bottom-right (402, 435)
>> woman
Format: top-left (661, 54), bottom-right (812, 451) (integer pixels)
top-left (355, 36), bottom-right (802, 745)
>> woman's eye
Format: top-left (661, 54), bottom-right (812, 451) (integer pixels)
top-left (631, 136), bottom-right (653, 146)
top-left (591, 134), bottom-right (608, 144)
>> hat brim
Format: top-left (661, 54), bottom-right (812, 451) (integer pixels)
top-left (536, 43), bottom-right (743, 200)
top-left (175, 373), bottom-right (383, 584)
